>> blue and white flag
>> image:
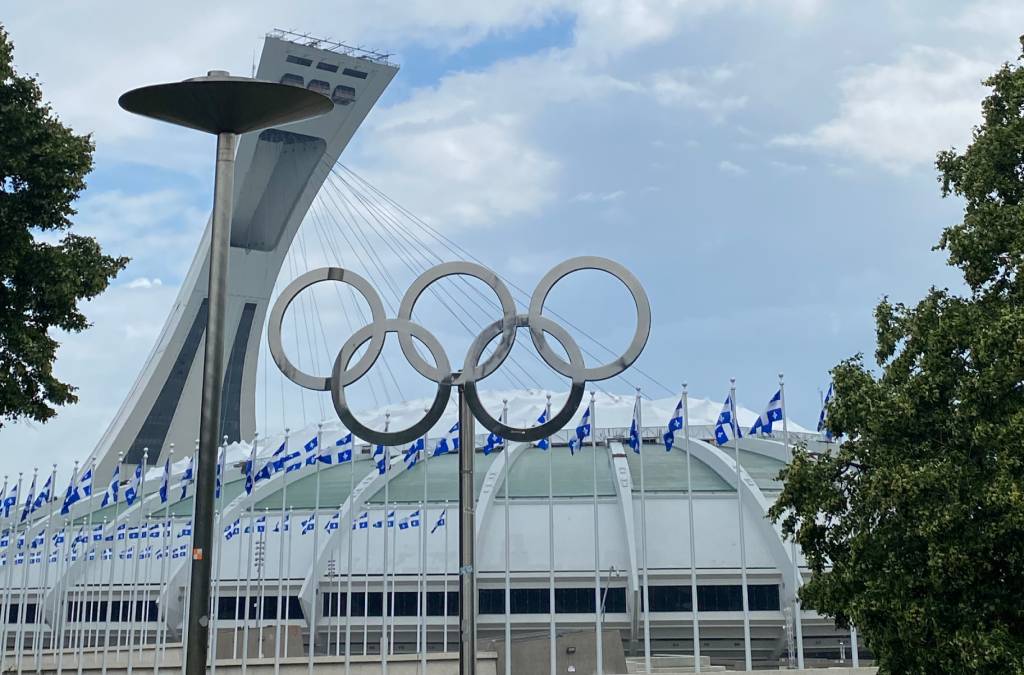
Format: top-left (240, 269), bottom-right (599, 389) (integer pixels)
top-left (483, 429), bottom-right (503, 455)
top-left (158, 458), bottom-right (170, 503)
top-left (114, 524), bottom-right (127, 541)
top-left (320, 433), bottom-right (353, 465)
top-left (373, 511), bottom-right (396, 528)
top-left (628, 397), bottom-right (641, 454)
top-left (373, 445), bottom-right (387, 475)
top-left (399, 510), bottom-right (421, 530)
top-left (300, 515), bottom-right (315, 535)
top-left (244, 515), bottom-right (267, 534)
top-left (404, 438), bottom-right (424, 471)
top-left (817, 383), bottom-right (834, 441)
top-left (61, 471), bottom-right (81, 516)
top-left (30, 530), bottom-right (45, 548)
top-left (32, 474), bottom-right (52, 513)
top-left (244, 443), bottom-right (258, 495)
top-left (102, 548), bottom-right (113, 561)
top-left (434, 422), bottom-right (460, 457)
top-left (52, 529), bottom-right (65, 545)
top-left (749, 389), bottom-right (784, 436)
top-left (91, 524), bottom-right (104, 541)
top-left (101, 466), bottom-right (119, 508)
top-left (534, 408), bottom-right (550, 450)
top-left (352, 512), bottom-right (368, 530)
top-left (20, 474), bottom-right (35, 522)
top-left (177, 521), bottom-right (193, 538)
top-left (3, 483), bottom-right (17, 519)
top-left (259, 442), bottom-right (288, 480)
top-left (324, 512), bottom-right (340, 531)
top-left (568, 405), bottom-right (592, 455)
top-left (663, 399), bottom-right (684, 451)
top-left (431, 509), bottom-right (447, 534)
top-left (273, 514), bottom-right (290, 533)
top-left (714, 394), bottom-right (742, 445)
top-left (29, 551), bottom-right (41, 564)
top-left (302, 436), bottom-right (319, 468)
top-left (0, 530), bottom-right (9, 548)
top-left (215, 447), bottom-right (225, 499)
top-left (79, 466), bottom-right (93, 499)
top-left (179, 455), bottom-right (194, 501)
top-left (124, 465), bottom-right (143, 506)
top-left (224, 518), bottom-right (241, 541)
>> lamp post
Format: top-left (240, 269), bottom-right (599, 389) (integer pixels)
top-left (119, 72), bottom-right (332, 674)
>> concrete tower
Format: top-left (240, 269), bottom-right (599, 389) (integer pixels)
top-left (87, 33), bottom-right (397, 479)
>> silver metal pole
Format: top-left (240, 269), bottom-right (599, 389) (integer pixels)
top-left (36, 464), bottom-right (58, 673)
top-left (638, 389), bottom-right (652, 673)
top-left (546, 395), bottom-right (556, 675)
top-left (308, 423), bottom-right (324, 675)
top-left (154, 447), bottom-right (174, 673)
top-left (241, 436), bottom-right (258, 673)
top-left (0, 473), bottom-right (23, 674)
top-left (590, 393), bottom-right (604, 675)
top-left (274, 431), bottom-right (290, 675)
top-left (381, 415), bottom-right (391, 671)
top-left (442, 498), bottom-right (449, 656)
top-left (501, 400), bottom-right (511, 675)
top-left (851, 626), bottom-right (859, 666)
top-left (101, 457), bottom-right (123, 675)
top-left (284, 507), bottom-right (294, 660)
top-left (344, 451), bottom-right (355, 675)
top-left (681, 385), bottom-right (700, 672)
top-left (778, 375), bottom-right (803, 670)
top-left (184, 129), bottom-right (238, 675)
top-left (16, 468), bottom-right (38, 675)
top-left (420, 420), bottom-right (430, 675)
top-left (126, 451), bottom-right (150, 675)
top-left (730, 379), bottom-right (752, 671)
top-left (457, 386), bottom-right (477, 675)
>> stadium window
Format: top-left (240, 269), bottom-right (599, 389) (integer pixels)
top-left (602, 588), bottom-right (627, 613)
top-left (509, 588), bottom-right (549, 614)
top-left (316, 61), bottom-right (339, 72)
top-left (555, 587), bottom-right (596, 613)
top-left (389, 592), bottom-right (420, 617)
top-left (697, 585), bottom-right (743, 612)
top-left (281, 596), bottom-right (304, 620)
top-left (479, 589), bottom-right (504, 615)
top-left (286, 55), bottom-right (313, 67)
top-left (323, 592), bottom-right (347, 617)
top-left (648, 585), bottom-right (692, 612)
top-left (748, 584), bottom-right (780, 611)
top-left (260, 596), bottom-right (279, 619)
top-left (332, 85), bottom-right (356, 105)
top-left (348, 591), bottom-right (384, 617)
top-left (307, 79), bottom-right (330, 96)
top-left (280, 74), bottom-right (304, 88)
top-left (342, 67), bottom-right (369, 79)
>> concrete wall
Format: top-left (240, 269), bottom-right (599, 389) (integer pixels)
top-left (490, 628), bottom-right (627, 675)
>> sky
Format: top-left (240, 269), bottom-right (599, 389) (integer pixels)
top-left (2, 1), bottom-right (1023, 479)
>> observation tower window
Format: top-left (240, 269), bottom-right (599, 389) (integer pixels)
top-left (280, 73), bottom-right (304, 88)
top-left (316, 61), bottom-right (339, 72)
top-left (332, 84), bottom-right (357, 105)
top-left (343, 67), bottom-right (369, 79)
top-left (285, 55), bottom-right (313, 67)
top-left (307, 79), bottom-right (330, 96)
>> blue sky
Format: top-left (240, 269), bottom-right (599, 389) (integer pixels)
top-left (3, 1), bottom-right (1022, 476)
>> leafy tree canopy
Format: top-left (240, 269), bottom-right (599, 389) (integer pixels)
top-left (770, 38), bottom-right (1024, 674)
top-left (0, 24), bottom-right (128, 426)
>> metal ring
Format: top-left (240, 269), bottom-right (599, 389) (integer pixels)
top-left (528, 256), bottom-right (651, 382)
top-left (462, 314), bottom-right (586, 443)
top-left (397, 262), bottom-right (518, 384)
top-left (330, 319), bottom-right (452, 446)
top-left (268, 267), bottom-right (386, 391)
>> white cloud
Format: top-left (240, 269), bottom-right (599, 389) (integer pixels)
top-left (570, 190), bottom-right (626, 202)
top-left (773, 46), bottom-right (992, 173)
top-left (126, 277), bottom-right (163, 289)
top-left (718, 159), bottom-right (747, 175)
top-left (649, 67), bottom-right (748, 120)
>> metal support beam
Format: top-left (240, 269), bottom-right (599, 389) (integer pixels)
top-left (458, 385), bottom-right (477, 675)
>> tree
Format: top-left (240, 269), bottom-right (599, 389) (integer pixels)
top-left (770, 39), bottom-right (1024, 674)
top-left (0, 24), bottom-right (128, 426)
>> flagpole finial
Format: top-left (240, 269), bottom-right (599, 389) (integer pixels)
top-left (682, 382), bottom-right (688, 391)
top-left (778, 372), bottom-right (784, 383)
top-left (730, 377), bottom-right (735, 385)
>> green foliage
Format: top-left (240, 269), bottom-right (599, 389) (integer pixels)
top-left (0, 24), bottom-right (128, 426)
top-left (770, 38), bottom-right (1024, 674)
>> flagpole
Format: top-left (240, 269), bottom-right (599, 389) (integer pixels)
top-left (589, 392), bottom-right (603, 675)
top-left (209, 440), bottom-right (224, 674)
top-left (137, 518), bottom-right (157, 665)
top-left (420, 420), bottom-right (430, 674)
top-left (545, 393), bottom-right (556, 675)
top-left (501, 399), bottom-right (511, 675)
top-left (730, 379), bottom-right (752, 671)
top-left (241, 434), bottom-right (259, 673)
top-left (308, 422), bottom-right (325, 675)
top-left (58, 460), bottom-right (80, 673)
top-left (679, 385), bottom-right (701, 672)
top-left (388, 502), bottom-right (397, 656)
top-left (126, 449), bottom-right (151, 675)
top-left (101, 455), bottom-right (123, 675)
top-left (778, 375), bottom-right (803, 669)
top-left (637, 388), bottom-right (652, 673)
top-left (334, 504), bottom-right (344, 658)
top-left (344, 451), bottom-right (355, 675)
top-left (0, 473), bottom-right (9, 664)
top-left (284, 506), bottom-right (295, 660)
top-left (363, 499), bottom-right (370, 658)
top-left (381, 413), bottom-right (391, 670)
top-left (78, 471), bottom-right (97, 669)
top-left (274, 430), bottom-right (290, 675)
top-left (442, 498), bottom-right (449, 655)
top-left (16, 468), bottom-right (39, 675)
top-left (257, 508), bottom-right (269, 659)
top-left (36, 463), bottom-right (58, 672)
top-left (0, 472), bottom-right (23, 674)
top-left (154, 447), bottom-right (175, 672)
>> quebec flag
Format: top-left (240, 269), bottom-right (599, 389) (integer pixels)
top-left (749, 389), bottom-right (784, 436)
top-left (663, 399), bottom-right (683, 451)
top-left (434, 422), bottom-right (459, 457)
top-left (628, 398), bottom-right (641, 454)
top-left (568, 405), bottom-right (591, 455)
top-left (817, 383), bottom-right (835, 442)
top-left (714, 394), bottom-right (742, 445)
top-left (534, 409), bottom-right (550, 450)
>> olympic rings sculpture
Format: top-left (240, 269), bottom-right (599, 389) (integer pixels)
top-left (268, 257), bottom-right (650, 446)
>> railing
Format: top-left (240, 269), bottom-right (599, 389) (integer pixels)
top-left (267, 29), bottom-right (396, 67)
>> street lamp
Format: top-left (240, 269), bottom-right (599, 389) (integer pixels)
top-left (119, 71), bottom-right (332, 674)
